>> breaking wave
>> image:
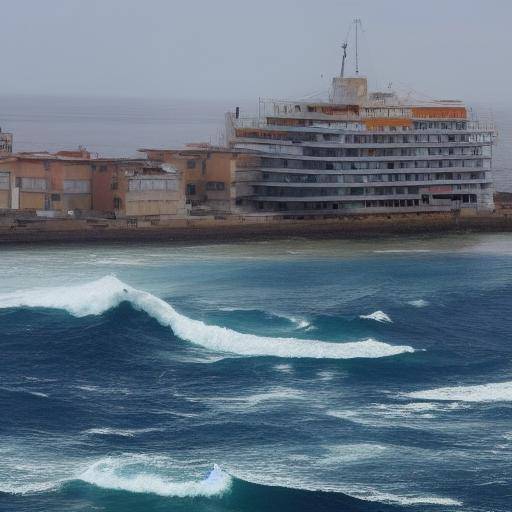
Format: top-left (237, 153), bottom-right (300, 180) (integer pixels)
top-left (405, 381), bottom-right (512, 402)
top-left (1, 452), bottom-right (461, 508)
top-left (78, 457), bottom-right (231, 498)
top-left (359, 311), bottom-right (392, 323)
top-left (0, 276), bottom-right (415, 359)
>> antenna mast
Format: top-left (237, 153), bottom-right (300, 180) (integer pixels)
top-left (354, 18), bottom-right (361, 75)
top-left (340, 42), bottom-right (348, 77)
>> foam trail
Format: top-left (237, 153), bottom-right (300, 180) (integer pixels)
top-left (359, 311), bottom-right (392, 323)
top-left (0, 276), bottom-right (415, 359)
top-left (405, 381), bottom-right (512, 402)
top-left (79, 457), bottom-right (231, 497)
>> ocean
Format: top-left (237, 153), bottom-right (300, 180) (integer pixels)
top-left (1, 234), bottom-right (512, 512)
top-left (0, 95), bottom-right (511, 190)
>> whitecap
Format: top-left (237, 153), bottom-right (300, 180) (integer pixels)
top-left (272, 313), bottom-right (311, 330)
top-left (78, 456), bottom-right (231, 498)
top-left (0, 276), bottom-right (415, 360)
top-left (407, 299), bottom-right (429, 308)
top-left (405, 381), bottom-right (512, 402)
top-left (274, 364), bottom-right (293, 374)
top-left (359, 311), bottom-right (392, 323)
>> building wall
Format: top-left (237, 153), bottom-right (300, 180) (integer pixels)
top-left (124, 173), bottom-right (186, 217)
top-left (91, 163), bottom-right (116, 212)
top-left (145, 150), bottom-right (234, 212)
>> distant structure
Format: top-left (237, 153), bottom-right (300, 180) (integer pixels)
top-left (224, 20), bottom-right (496, 216)
top-left (0, 127), bottom-right (13, 155)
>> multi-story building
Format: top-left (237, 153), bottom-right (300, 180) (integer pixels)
top-left (226, 76), bottom-right (496, 217)
top-left (141, 145), bottom-right (243, 214)
top-left (0, 128), bottom-right (13, 155)
top-left (0, 150), bottom-right (186, 219)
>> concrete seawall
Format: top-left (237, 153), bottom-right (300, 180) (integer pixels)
top-left (2, 211), bottom-right (512, 244)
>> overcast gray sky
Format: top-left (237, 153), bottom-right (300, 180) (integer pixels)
top-left (1, 0), bottom-right (510, 103)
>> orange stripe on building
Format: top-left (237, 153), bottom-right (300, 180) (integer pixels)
top-left (363, 118), bottom-right (412, 130)
top-left (411, 107), bottom-right (467, 119)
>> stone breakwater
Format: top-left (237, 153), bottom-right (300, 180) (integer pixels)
top-left (2, 211), bottom-right (512, 244)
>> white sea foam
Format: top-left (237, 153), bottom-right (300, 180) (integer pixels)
top-left (219, 307), bottom-right (311, 330)
top-left (407, 299), bottom-right (429, 308)
top-left (405, 381), bottom-right (512, 402)
top-left (317, 370), bottom-right (335, 381)
top-left (359, 311), bottom-right (392, 323)
top-left (206, 387), bottom-right (305, 408)
top-left (79, 457), bottom-right (231, 497)
top-left (348, 487), bottom-right (462, 506)
top-left (274, 363), bottom-right (293, 374)
top-left (0, 276), bottom-right (415, 359)
top-left (84, 427), bottom-right (161, 438)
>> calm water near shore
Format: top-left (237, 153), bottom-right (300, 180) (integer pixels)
top-left (1, 233), bottom-right (512, 511)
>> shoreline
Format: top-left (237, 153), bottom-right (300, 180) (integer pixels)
top-left (2, 211), bottom-right (512, 245)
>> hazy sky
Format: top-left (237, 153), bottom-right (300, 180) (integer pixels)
top-left (1, 0), bottom-right (511, 103)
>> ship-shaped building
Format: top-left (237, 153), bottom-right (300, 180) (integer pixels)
top-left (225, 30), bottom-right (495, 217)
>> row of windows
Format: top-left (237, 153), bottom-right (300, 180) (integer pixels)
top-left (255, 186), bottom-right (422, 198)
top-left (255, 194), bottom-right (478, 212)
top-left (254, 184), bottom-right (487, 199)
top-left (128, 179), bottom-right (178, 192)
top-left (262, 158), bottom-right (487, 171)
top-left (303, 146), bottom-right (484, 158)
top-left (261, 172), bottom-right (485, 184)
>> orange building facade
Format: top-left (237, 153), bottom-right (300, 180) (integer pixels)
top-left (0, 150), bottom-right (187, 219)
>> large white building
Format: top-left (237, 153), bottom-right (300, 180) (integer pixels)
top-left (226, 76), bottom-right (495, 217)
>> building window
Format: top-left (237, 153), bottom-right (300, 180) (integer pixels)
top-left (114, 197), bottom-right (122, 209)
top-left (206, 181), bottom-right (225, 191)
top-left (99, 165), bottom-right (108, 172)
top-left (186, 183), bottom-right (196, 195)
top-left (111, 181), bottom-right (118, 190)
top-left (19, 177), bottom-right (47, 191)
top-left (187, 159), bottom-right (196, 169)
top-left (51, 193), bottom-right (61, 201)
top-left (63, 180), bottom-right (90, 193)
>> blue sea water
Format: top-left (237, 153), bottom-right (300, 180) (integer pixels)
top-left (1, 234), bottom-right (512, 512)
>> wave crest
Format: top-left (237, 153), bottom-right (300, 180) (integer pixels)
top-left (0, 276), bottom-right (415, 359)
top-left (79, 456), bottom-right (231, 497)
